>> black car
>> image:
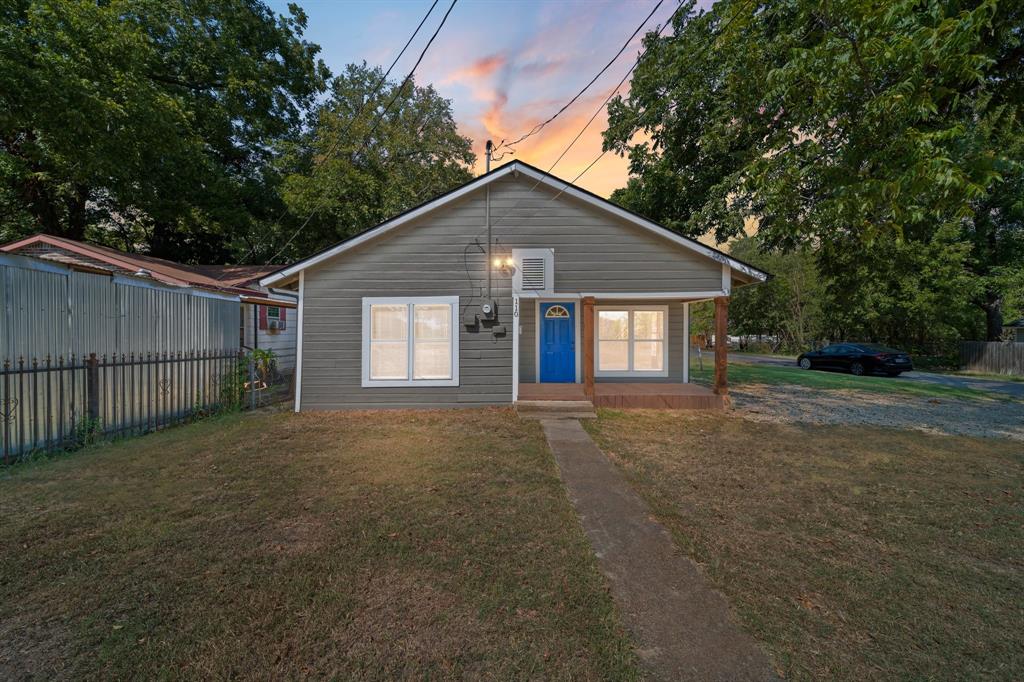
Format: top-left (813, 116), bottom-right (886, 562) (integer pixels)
top-left (797, 343), bottom-right (913, 377)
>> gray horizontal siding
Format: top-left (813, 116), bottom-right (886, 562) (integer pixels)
top-left (300, 175), bottom-right (717, 409)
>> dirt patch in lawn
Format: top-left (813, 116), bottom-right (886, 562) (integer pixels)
top-left (731, 383), bottom-right (1024, 441)
top-left (0, 409), bottom-right (639, 680)
top-left (587, 410), bottom-right (1024, 681)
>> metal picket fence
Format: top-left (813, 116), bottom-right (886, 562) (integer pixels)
top-left (0, 350), bottom-right (278, 464)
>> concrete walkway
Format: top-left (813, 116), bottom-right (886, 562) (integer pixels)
top-left (540, 419), bottom-right (776, 681)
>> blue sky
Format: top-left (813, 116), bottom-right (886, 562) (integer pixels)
top-left (266, 0), bottom-right (710, 196)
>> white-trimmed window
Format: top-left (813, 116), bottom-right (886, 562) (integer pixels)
top-left (595, 305), bottom-right (669, 377)
top-left (362, 296), bottom-right (459, 387)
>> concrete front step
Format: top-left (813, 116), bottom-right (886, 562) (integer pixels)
top-left (516, 400), bottom-right (594, 411)
top-left (518, 410), bottom-right (598, 420)
top-left (515, 400), bottom-right (597, 420)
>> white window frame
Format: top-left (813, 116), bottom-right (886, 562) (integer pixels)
top-left (361, 296), bottom-right (460, 387)
top-left (594, 305), bottom-right (670, 378)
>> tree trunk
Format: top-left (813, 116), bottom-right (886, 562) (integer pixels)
top-left (149, 221), bottom-right (178, 260)
top-left (982, 293), bottom-right (1003, 341)
top-left (21, 176), bottom-right (61, 234)
top-left (19, 178), bottom-right (89, 239)
top-left (63, 186), bottom-right (89, 241)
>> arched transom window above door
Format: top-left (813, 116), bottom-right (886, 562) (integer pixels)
top-left (544, 305), bottom-right (570, 319)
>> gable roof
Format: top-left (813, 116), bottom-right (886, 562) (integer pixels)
top-left (259, 160), bottom-right (770, 287)
top-left (0, 234), bottom-right (283, 298)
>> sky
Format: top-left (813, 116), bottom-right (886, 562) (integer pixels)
top-left (265, 0), bottom-right (712, 198)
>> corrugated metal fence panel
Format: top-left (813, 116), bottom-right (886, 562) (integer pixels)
top-left (70, 271), bottom-right (118, 358)
top-left (2, 258), bottom-right (241, 360)
top-left (1, 262), bottom-right (70, 361)
top-left (114, 283), bottom-right (239, 355)
top-left (2, 256), bottom-right (246, 461)
top-left (117, 282), bottom-right (181, 355)
top-left (0, 263), bottom-right (6, 361)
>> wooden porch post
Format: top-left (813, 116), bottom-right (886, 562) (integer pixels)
top-left (582, 296), bottom-right (595, 399)
top-left (713, 296), bottom-right (729, 396)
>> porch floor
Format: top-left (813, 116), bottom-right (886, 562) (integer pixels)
top-left (518, 382), bottom-right (725, 410)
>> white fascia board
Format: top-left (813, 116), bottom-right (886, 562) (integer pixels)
top-left (294, 271), bottom-right (304, 412)
top-left (579, 291), bottom-right (727, 300)
top-left (259, 160), bottom-right (768, 287)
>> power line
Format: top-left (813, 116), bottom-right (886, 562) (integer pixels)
top-left (490, 0), bottom-right (668, 160)
top-left (541, 0), bottom-right (756, 199)
top-left (221, 0), bottom-right (442, 278)
top-left (220, 0), bottom-right (442, 277)
top-left (263, 0), bottom-right (459, 266)
top-left (483, 0), bottom-right (688, 235)
top-left (300, 0), bottom-right (442, 190)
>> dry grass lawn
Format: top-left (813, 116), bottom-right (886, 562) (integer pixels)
top-left (586, 410), bottom-right (1024, 681)
top-left (0, 409), bottom-right (639, 680)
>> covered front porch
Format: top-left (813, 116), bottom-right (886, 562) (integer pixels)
top-left (513, 295), bottom-right (731, 410)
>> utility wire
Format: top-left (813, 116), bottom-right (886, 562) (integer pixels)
top-left (482, 0), bottom-right (689, 237)
top-left (491, 0), bottom-right (756, 230)
top-left (490, 0), bottom-right (667, 160)
top-left (264, 0), bottom-right (459, 267)
top-left (295, 0), bottom-right (442, 198)
top-left (233, 0), bottom-right (452, 272)
top-left (552, 0), bottom-right (755, 196)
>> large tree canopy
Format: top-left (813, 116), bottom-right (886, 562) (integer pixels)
top-left (262, 63), bottom-right (475, 262)
top-left (0, 0), bottom-right (328, 262)
top-left (605, 0), bottom-right (1024, 340)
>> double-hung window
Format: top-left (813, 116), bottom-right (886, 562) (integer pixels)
top-left (595, 305), bottom-right (669, 377)
top-left (362, 296), bottom-right (459, 387)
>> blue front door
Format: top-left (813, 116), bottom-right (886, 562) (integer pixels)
top-left (540, 302), bottom-right (575, 383)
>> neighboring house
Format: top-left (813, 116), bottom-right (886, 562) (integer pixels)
top-left (260, 161), bottom-right (769, 411)
top-left (187, 264), bottom-right (297, 374)
top-left (1005, 319), bottom-right (1024, 343)
top-left (1, 234), bottom-right (297, 374)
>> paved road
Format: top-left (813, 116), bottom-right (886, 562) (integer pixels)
top-left (728, 352), bottom-right (1024, 399)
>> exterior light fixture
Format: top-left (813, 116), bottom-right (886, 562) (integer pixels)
top-left (491, 256), bottom-right (516, 276)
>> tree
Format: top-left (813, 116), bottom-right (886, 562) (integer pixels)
top-left (604, 0), bottom-right (1024, 341)
top-left (264, 63), bottom-right (475, 262)
top-left (0, 0), bottom-right (328, 263)
top-left (728, 236), bottom-right (824, 351)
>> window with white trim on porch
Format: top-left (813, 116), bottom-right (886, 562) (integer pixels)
top-left (596, 306), bottom-right (668, 377)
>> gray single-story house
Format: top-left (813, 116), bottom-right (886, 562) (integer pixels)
top-left (260, 161), bottom-right (769, 411)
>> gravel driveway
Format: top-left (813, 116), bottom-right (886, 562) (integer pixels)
top-left (731, 383), bottom-right (1024, 441)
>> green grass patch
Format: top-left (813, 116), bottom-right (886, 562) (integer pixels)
top-left (586, 411), bottom-right (1024, 681)
top-left (0, 409), bottom-right (639, 680)
top-left (691, 358), bottom-right (1010, 401)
